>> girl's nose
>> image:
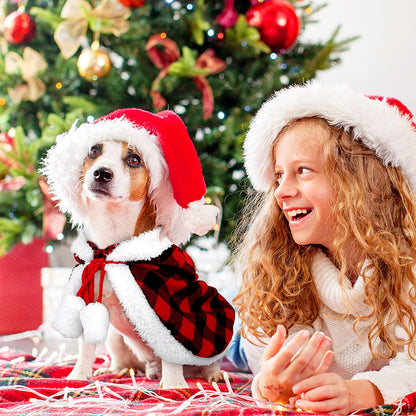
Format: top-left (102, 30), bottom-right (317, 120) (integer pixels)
top-left (274, 176), bottom-right (298, 202)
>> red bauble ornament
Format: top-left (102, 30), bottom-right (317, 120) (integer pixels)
top-left (3, 10), bottom-right (36, 45)
top-left (246, 0), bottom-right (300, 52)
top-left (117, 0), bottom-right (146, 8)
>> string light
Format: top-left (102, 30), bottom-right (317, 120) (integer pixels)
top-left (44, 350), bottom-right (58, 364)
top-left (223, 372), bottom-right (233, 394)
top-left (129, 368), bottom-right (137, 387)
top-left (10, 356), bottom-right (25, 364)
top-left (211, 381), bottom-right (224, 400)
top-left (0, 346), bottom-right (270, 414)
top-left (35, 347), bottom-right (48, 361)
top-left (0, 377), bottom-right (265, 414)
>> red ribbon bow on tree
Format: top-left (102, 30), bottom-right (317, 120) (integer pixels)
top-left (146, 34), bottom-right (226, 120)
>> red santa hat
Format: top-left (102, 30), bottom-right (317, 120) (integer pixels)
top-left (43, 108), bottom-right (218, 245)
top-left (244, 81), bottom-right (416, 194)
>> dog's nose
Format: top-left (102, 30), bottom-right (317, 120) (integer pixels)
top-left (93, 167), bottom-right (113, 183)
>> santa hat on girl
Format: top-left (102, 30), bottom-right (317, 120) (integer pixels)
top-left (43, 108), bottom-right (218, 245)
top-left (244, 81), bottom-right (416, 194)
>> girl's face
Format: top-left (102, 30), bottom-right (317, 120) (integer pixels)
top-left (273, 120), bottom-right (336, 253)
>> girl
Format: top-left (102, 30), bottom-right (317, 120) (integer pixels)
top-left (233, 82), bottom-right (416, 414)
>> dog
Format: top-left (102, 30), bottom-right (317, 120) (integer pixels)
top-left (42, 108), bottom-right (235, 388)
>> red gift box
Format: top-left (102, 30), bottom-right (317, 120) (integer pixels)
top-left (0, 238), bottom-right (47, 334)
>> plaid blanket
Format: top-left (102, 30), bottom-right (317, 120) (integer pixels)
top-left (0, 349), bottom-right (415, 415)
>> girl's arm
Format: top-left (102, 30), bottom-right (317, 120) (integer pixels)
top-left (351, 351), bottom-right (416, 404)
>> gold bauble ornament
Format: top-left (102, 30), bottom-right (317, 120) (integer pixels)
top-left (77, 43), bottom-right (112, 81)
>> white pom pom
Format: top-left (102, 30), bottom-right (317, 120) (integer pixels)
top-left (52, 295), bottom-right (85, 338)
top-left (184, 198), bottom-right (219, 236)
top-left (80, 302), bottom-right (110, 344)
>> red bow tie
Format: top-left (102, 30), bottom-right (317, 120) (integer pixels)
top-left (75, 241), bottom-right (122, 305)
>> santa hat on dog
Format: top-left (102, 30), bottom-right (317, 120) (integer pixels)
top-left (43, 108), bottom-right (218, 245)
top-left (244, 81), bottom-right (416, 193)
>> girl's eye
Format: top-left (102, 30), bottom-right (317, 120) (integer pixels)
top-left (88, 144), bottom-right (101, 159)
top-left (126, 154), bottom-right (142, 168)
top-left (299, 167), bottom-right (312, 174)
top-left (275, 172), bottom-right (284, 184)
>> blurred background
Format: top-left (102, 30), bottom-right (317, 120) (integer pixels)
top-left (306, 0), bottom-right (416, 113)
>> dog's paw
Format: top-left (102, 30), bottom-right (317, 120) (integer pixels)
top-left (93, 367), bottom-right (113, 376)
top-left (160, 361), bottom-right (188, 389)
top-left (145, 361), bottom-right (162, 380)
top-left (67, 368), bottom-right (92, 380)
top-left (200, 361), bottom-right (225, 383)
top-left (204, 368), bottom-right (225, 383)
top-left (159, 377), bottom-right (189, 389)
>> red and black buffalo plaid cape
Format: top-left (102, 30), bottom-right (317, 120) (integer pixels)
top-left (59, 229), bottom-right (235, 365)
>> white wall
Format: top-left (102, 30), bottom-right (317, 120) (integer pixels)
top-left (302, 0), bottom-right (416, 115)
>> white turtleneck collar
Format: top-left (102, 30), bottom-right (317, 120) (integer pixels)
top-left (311, 251), bottom-right (372, 317)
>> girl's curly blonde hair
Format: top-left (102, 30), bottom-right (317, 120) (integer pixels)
top-left (233, 118), bottom-right (416, 360)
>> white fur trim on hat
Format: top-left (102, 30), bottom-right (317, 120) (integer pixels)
top-left (244, 81), bottom-right (416, 193)
top-left (42, 118), bottom-right (166, 226)
top-left (42, 110), bottom-right (219, 245)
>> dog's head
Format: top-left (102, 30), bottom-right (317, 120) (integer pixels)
top-left (42, 108), bottom-right (219, 245)
top-left (81, 141), bottom-right (149, 203)
top-left (80, 140), bottom-right (156, 239)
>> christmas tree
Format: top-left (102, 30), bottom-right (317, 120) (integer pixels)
top-left (0, 0), bottom-right (356, 254)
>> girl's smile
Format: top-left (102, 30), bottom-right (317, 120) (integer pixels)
top-left (286, 208), bottom-right (313, 222)
top-left (273, 119), bottom-right (336, 252)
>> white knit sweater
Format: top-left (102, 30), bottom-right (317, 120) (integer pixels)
top-left (243, 251), bottom-right (416, 404)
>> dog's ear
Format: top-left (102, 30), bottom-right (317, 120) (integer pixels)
top-left (134, 197), bottom-right (156, 236)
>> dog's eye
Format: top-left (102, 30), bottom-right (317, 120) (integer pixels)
top-left (89, 144), bottom-right (102, 159)
top-left (126, 154), bottom-right (142, 168)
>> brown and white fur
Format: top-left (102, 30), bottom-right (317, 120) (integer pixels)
top-left (66, 140), bottom-right (222, 388)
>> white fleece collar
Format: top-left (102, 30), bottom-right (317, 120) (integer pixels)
top-left (71, 228), bottom-right (173, 263)
top-left (312, 251), bottom-right (371, 317)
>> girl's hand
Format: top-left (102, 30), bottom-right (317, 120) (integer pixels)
top-left (293, 375), bottom-right (384, 415)
top-left (258, 325), bottom-right (333, 404)
top-left (293, 373), bottom-right (349, 414)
